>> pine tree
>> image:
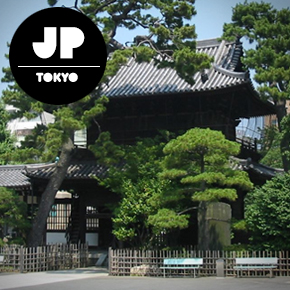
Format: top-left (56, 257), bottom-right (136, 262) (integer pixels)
top-left (96, 129), bottom-right (253, 248)
top-left (222, 1), bottom-right (290, 171)
top-left (0, 101), bottom-right (15, 164)
top-left (160, 128), bottom-right (253, 202)
top-left (1, 0), bottom-right (212, 246)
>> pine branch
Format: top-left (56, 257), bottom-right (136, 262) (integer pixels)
top-left (94, 0), bottom-right (119, 14)
top-left (178, 207), bottom-right (198, 215)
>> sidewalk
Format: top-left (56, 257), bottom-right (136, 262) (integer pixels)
top-left (0, 269), bottom-right (290, 290)
top-left (0, 268), bottom-right (108, 290)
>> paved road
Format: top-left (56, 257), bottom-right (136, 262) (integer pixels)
top-left (0, 268), bottom-right (107, 290)
top-left (1, 269), bottom-right (290, 290)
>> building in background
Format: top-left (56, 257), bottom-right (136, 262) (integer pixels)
top-left (6, 105), bottom-right (55, 147)
top-left (264, 100), bottom-right (290, 128)
top-left (6, 105), bottom-right (87, 148)
top-left (0, 38), bottom-right (278, 249)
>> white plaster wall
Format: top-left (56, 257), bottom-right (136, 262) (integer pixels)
top-left (86, 233), bottom-right (99, 246)
top-left (46, 232), bottom-right (67, 244)
top-left (46, 232), bottom-right (99, 246)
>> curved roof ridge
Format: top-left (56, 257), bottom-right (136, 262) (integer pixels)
top-left (197, 38), bottom-right (223, 48)
top-left (213, 64), bottom-right (248, 79)
top-left (214, 38), bottom-right (243, 70)
top-left (0, 164), bottom-right (26, 169)
top-left (25, 163), bottom-right (56, 173)
top-left (102, 37), bottom-right (252, 98)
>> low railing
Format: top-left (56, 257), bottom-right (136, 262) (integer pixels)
top-left (0, 243), bottom-right (88, 273)
top-left (236, 137), bottom-right (257, 152)
top-left (109, 248), bottom-right (290, 277)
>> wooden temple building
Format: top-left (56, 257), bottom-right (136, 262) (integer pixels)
top-left (0, 38), bottom-right (279, 248)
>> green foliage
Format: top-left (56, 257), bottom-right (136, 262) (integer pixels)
top-left (68, 0), bottom-right (211, 85)
top-left (96, 129), bottom-right (252, 248)
top-left (0, 187), bottom-right (30, 243)
top-left (1, 148), bottom-right (42, 165)
top-left (258, 116), bottom-right (290, 169)
top-left (0, 100), bottom-right (48, 165)
top-left (232, 219), bottom-right (247, 232)
top-left (2, 0), bottom-right (213, 165)
top-left (0, 102), bottom-right (15, 164)
top-left (112, 177), bottom-right (168, 246)
top-left (172, 49), bottom-right (212, 85)
top-left (280, 114), bottom-right (290, 163)
top-left (133, 46), bottom-right (157, 63)
top-left (148, 209), bottom-right (189, 234)
top-left (258, 125), bottom-right (283, 168)
top-left (223, 244), bottom-right (249, 252)
top-left (95, 133), bottom-right (172, 248)
top-left (89, 132), bottom-right (125, 166)
top-left (245, 173), bottom-right (290, 250)
top-left (222, 1), bottom-right (290, 171)
top-left (2, 0), bottom-right (219, 246)
top-left (161, 128), bottom-right (253, 202)
top-left (47, 0), bottom-right (58, 6)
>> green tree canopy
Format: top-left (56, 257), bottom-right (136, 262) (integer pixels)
top-left (96, 129), bottom-right (253, 248)
top-left (160, 128), bottom-right (253, 202)
top-left (222, 1), bottom-right (290, 171)
top-left (93, 133), bottom-right (171, 248)
top-left (245, 173), bottom-right (290, 250)
top-left (0, 187), bottom-right (30, 245)
top-left (258, 125), bottom-right (283, 168)
top-left (1, 0), bottom-right (213, 246)
top-left (0, 101), bottom-right (15, 164)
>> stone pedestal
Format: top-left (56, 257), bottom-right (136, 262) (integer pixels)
top-left (198, 202), bottom-right (231, 250)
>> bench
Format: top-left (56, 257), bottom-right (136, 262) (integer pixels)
top-left (161, 258), bottom-right (203, 278)
top-left (234, 257), bottom-right (278, 278)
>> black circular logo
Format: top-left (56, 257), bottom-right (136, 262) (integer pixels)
top-left (9, 8), bottom-right (107, 105)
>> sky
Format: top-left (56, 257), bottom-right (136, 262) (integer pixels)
top-left (0, 0), bottom-right (289, 95)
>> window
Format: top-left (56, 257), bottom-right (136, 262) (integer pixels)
top-left (47, 203), bottom-right (71, 231)
top-left (86, 206), bottom-right (99, 231)
top-left (86, 217), bottom-right (99, 231)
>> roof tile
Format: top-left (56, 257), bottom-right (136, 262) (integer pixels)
top-left (102, 39), bottom-right (247, 98)
top-left (25, 162), bottom-right (109, 180)
top-left (0, 165), bottom-right (31, 189)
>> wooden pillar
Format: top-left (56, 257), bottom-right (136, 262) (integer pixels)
top-left (79, 195), bottom-right (86, 244)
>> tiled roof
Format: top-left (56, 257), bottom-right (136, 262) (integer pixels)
top-left (25, 162), bottom-right (109, 180)
top-left (231, 157), bottom-right (284, 179)
top-left (102, 39), bottom-right (249, 98)
top-left (0, 162), bottom-right (109, 187)
top-left (0, 148), bottom-right (110, 185)
top-left (0, 165), bottom-right (31, 190)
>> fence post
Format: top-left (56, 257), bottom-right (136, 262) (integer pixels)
top-left (216, 258), bottom-right (225, 278)
top-left (19, 246), bottom-right (24, 273)
top-left (108, 247), bottom-right (112, 275)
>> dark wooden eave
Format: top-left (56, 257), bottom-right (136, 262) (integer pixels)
top-left (102, 38), bottom-right (275, 118)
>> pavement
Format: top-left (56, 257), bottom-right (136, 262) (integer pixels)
top-left (0, 268), bottom-right (107, 290)
top-left (1, 268), bottom-right (290, 290)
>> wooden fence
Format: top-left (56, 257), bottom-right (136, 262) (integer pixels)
top-left (0, 244), bottom-right (88, 273)
top-left (109, 248), bottom-right (290, 277)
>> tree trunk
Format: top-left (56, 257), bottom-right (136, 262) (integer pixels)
top-left (275, 99), bottom-right (290, 172)
top-left (27, 137), bottom-right (74, 247)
